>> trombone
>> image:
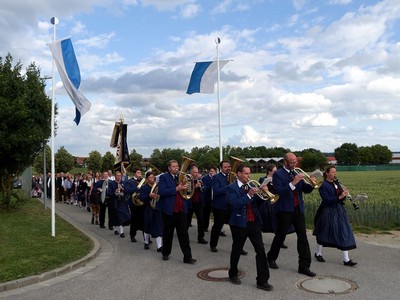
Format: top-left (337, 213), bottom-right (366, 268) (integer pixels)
top-left (246, 180), bottom-right (280, 204)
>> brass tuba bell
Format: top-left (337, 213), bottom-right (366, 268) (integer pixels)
top-left (131, 178), bottom-right (146, 206)
top-left (178, 156), bottom-right (196, 200)
top-left (228, 156), bottom-right (245, 184)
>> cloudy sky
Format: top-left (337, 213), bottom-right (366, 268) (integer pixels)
top-left (1, 0), bottom-right (400, 157)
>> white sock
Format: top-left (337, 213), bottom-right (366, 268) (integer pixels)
top-left (144, 233), bottom-right (150, 244)
top-left (315, 244), bottom-right (323, 256)
top-left (156, 236), bottom-right (162, 248)
top-left (119, 226), bottom-right (124, 234)
top-left (343, 250), bottom-right (350, 262)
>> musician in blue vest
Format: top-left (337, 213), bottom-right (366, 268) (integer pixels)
top-left (158, 160), bottom-right (196, 264)
top-left (94, 171), bottom-right (113, 229)
top-left (227, 164), bottom-right (273, 291)
top-left (267, 152), bottom-right (316, 277)
top-left (201, 166), bottom-right (217, 232)
top-left (209, 160), bottom-right (231, 253)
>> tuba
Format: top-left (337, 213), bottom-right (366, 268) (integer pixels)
top-left (132, 178), bottom-right (146, 206)
top-left (178, 156), bottom-right (196, 200)
top-left (228, 156), bottom-right (245, 184)
top-left (247, 180), bottom-right (280, 204)
top-left (293, 168), bottom-right (323, 189)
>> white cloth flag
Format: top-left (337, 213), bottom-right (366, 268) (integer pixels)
top-left (49, 38), bottom-right (91, 125)
top-left (186, 60), bottom-right (229, 94)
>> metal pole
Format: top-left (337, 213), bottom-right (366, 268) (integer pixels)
top-left (216, 37), bottom-right (222, 162)
top-left (50, 16), bottom-right (58, 237)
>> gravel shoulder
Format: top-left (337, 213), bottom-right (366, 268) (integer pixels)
top-left (355, 230), bottom-right (400, 248)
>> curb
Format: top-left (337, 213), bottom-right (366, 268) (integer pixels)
top-left (0, 204), bottom-right (101, 293)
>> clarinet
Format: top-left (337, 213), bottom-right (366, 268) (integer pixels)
top-left (334, 177), bottom-right (359, 210)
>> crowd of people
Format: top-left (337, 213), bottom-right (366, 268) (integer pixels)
top-left (37, 152), bottom-right (358, 292)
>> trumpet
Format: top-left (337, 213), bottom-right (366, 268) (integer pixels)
top-left (293, 168), bottom-right (323, 189)
top-left (246, 180), bottom-right (280, 204)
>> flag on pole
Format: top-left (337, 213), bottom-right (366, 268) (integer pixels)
top-left (49, 38), bottom-right (91, 125)
top-left (186, 60), bottom-right (229, 94)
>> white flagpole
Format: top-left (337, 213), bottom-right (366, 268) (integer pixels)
top-left (50, 16), bottom-right (58, 237)
top-left (216, 37), bottom-right (223, 162)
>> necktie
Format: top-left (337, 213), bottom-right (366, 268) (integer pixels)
top-left (289, 171), bottom-right (299, 207)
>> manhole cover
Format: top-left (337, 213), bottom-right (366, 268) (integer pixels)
top-left (297, 275), bottom-right (358, 295)
top-left (197, 267), bottom-right (245, 282)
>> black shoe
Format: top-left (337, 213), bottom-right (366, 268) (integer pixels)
top-left (184, 258), bottom-right (197, 264)
top-left (114, 230), bottom-right (119, 235)
top-left (100, 225), bottom-right (105, 228)
top-left (257, 282), bottom-right (273, 291)
top-left (131, 237), bottom-right (137, 243)
top-left (343, 259), bottom-right (357, 266)
top-left (120, 233), bottom-right (125, 238)
top-left (268, 259), bottom-right (278, 269)
top-left (198, 239), bottom-right (208, 244)
top-left (162, 255), bottom-right (169, 261)
top-left (219, 231), bottom-right (226, 237)
top-left (91, 218), bottom-right (94, 224)
top-left (281, 243), bottom-right (288, 249)
top-left (149, 239), bottom-right (153, 244)
top-left (95, 221), bottom-right (99, 225)
top-left (108, 226), bottom-right (113, 230)
top-left (210, 247), bottom-right (218, 253)
top-left (241, 250), bottom-right (248, 256)
top-left (229, 276), bottom-right (241, 285)
top-left (144, 243), bottom-right (150, 250)
top-left (157, 247), bottom-right (163, 253)
top-left (315, 253), bottom-right (326, 262)
top-left (298, 267), bottom-right (316, 277)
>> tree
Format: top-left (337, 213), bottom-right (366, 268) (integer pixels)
top-left (300, 149), bottom-right (327, 171)
top-left (358, 146), bottom-right (374, 164)
top-left (86, 150), bottom-right (103, 173)
top-left (370, 144), bottom-right (392, 164)
top-left (127, 148), bottom-right (143, 171)
top-left (33, 144), bottom-right (51, 174)
top-left (334, 143), bottom-right (359, 165)
top-left (102, 151), bottom-right (115, 172)
top-left (55, 146), bottom-right (75, 173)
top-left (149, 148), bottom-right (188, 172)
top-left (0, 54), bottom-right (52, 209)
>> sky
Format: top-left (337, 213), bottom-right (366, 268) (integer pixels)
top-left (1, 0), bottom-right (400, 158)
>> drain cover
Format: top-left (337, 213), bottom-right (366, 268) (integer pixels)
top-left (197, 267), bottom-right (245, 282)
top-left (297, 276), bottom-right (358, 295)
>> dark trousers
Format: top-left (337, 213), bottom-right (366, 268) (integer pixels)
top-left (99, 200), bottom-right (109, 227)
top-left (187, 202), bottom-right (205, 241)
top-left (229, 222), bottom-right (269, 285)
top-left (203, 201), bottom-right (212, 231)
top-left (267, 209), bottom-right (311, 269)
top-left (210, 208), bottom-right (228, 249)
top-left (130, 205), bottom-right (145, 238)
top-left (162, 212), bottom-right (192, 260)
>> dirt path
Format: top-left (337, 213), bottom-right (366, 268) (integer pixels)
top-left (355, 230), bottom-right (400, 248)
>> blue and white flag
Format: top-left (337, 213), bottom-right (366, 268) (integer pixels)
top-left (186, 60), bottom-right (229, 94)
top-left (49, 38), bottom-right (91, 125)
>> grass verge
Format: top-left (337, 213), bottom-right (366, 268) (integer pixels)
top-left (0, 199), bottom-right (93, 283)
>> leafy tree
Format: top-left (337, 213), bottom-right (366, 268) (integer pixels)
top-left (86, 150), bottom-right (103, 173)
top-left (127, 148), bottom-right (143, 171)
top-left (55, 146), bottom-right (75, 173)
top-left (334, 143), bottom-right (359, 165)
top-left (149, 148), bottom-right (188, 172)
top-left (370, 144), bottom-right (392, 164)
top-left (300, 149), bottom-right (327, 171)
top-left (33, 144), bottom-right (51, 174)
top-left (359, 146), bottom-right (374, 164)
top-left (102, 151), bottom-right (115, 172)
top-left (0, 54), bottom-right (52, 209)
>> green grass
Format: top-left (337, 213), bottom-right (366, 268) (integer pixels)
top-left (252, 170), bottom-right (400, 232)
top-left (0, 199), bottom-right (93, 283)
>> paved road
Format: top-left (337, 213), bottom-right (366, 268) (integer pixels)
top-left (1, 200), bottom-right (399, 299)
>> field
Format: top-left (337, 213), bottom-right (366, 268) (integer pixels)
top-left (252, 170), bottom-right (400, 232)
